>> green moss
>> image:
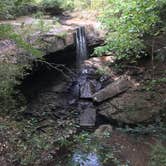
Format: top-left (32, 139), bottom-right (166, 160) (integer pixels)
top-left (0, 63), bottom-right (26, 115)
top-left (150, 143), bottom-right (166, 166)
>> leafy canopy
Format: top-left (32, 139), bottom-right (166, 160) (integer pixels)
top-left (94, 0), bottom-right (162, 60)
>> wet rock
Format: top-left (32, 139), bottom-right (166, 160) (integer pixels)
top-left (79, 101), bottom-right (96, 126)
top-left (95, 125), bottom-right (112, 138)
top-left (93, 77), bottom-right (133, 103)
top-left (78, 66), bottom-right (103, 99)
top-left (51, 82), bottom-right (67, 93)
top-left (38, 32), bottom-right (74, 54)
top-left (98, 90), bottom-right (162, 124)
top-left (86, 24), bottom-right (105, 47)
top-left (80, 81), bottom-right (95, 99)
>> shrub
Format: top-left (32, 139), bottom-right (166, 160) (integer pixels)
top-left (0, 63), bottom-right (25, 115)
top-left (94, 0), bottom-right (165, 61)
top-left (0, 24), bottom-right (39, 115)
top-left (73, 0), bottom-right (107, 10)
top-left (39, 0), bottom-right (74, 14)
top-left (150, 143), bottom-right (166, 166)
top-left (0, 0), bottom-right (37, 19)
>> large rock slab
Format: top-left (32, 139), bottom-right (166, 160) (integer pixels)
top-left (0, 16), bottom-right (105, 64)
top-left (80, 81), bottom-right (95, 99)
top-left (79, 101), bottom-right (96, 126)
top-left (94, 124), bottom-right (112, 139)
top-left (98, 90), bottom-right (163, 124)
top-left (92, 77), bottom-right (132, 102)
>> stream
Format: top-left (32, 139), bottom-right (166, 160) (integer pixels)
top-left (1, 11), bottom-right (165, 166)
top-left (72, 151), bottom-right (102, 166)
top-left (20, 26), bottom-right (107, 166)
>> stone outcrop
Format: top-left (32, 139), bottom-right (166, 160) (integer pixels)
top-left (0, 16), bottom-right (105, 64)
top-left (94, 124), bottom-right (112, 138)
top-left (98, 90), bottom-right (163, 124)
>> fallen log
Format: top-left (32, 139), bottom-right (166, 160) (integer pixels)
top-left (92, 77), bottom-right (132, 102)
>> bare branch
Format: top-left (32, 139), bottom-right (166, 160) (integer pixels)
top-left (35, 59), bottom-right (76, 80)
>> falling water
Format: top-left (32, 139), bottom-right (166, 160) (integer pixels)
top-left (69, 26), bottom-right (102, 166)
top-left (74, 26), bottom-right (96, 127)
top-left (76, 26), bottom-right (88, 68)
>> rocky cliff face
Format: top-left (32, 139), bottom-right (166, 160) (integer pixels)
top-left (0, 15), bottom-right (104, 64)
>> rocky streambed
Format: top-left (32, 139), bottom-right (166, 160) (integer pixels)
top-left (1, 53), bottom-right (166, 166)
top-left (14, 53), bottom-right (165, 166)
top-left (0, 13), bottom-right (166, 166)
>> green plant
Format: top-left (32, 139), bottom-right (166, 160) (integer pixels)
top-left (144, 77), bottom-right (166, 91)
top-left (96, 66), bottom-right (110, 76)
top-left (40, 0), bottom-right (74, 11)
top-left (32, 11), bottom-right (44, 19)
top-left (0, 63), bottom-right (25, 115)
top-left (150, 143), bottom-right (166, 166)
top-left (0, 23), bottom-right (42, 114)
top-left (0, 0), bottom-right (36, 19)
top-left (94, 0), bottom-right (162, 61)
top-left (0, 24), bottom-right (42, 57)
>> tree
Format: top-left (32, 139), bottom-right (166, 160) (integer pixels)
top-left (94, 0), bottom-right (161, 61)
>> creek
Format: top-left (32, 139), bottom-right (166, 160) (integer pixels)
top-left (20, 26), bottom-right (107, 166)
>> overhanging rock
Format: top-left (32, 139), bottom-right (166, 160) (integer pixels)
top-left (0, 17), bottom-right (104, 64)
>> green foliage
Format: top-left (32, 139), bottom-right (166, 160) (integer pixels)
top-left (94, 0), bottom-right (164, 61)
top-left (0, 0), bottom-right (36, 19)
top-left (150, 143), bottom-right (166, 166)
top-left (143, 77), bottom-right (166, 91)
top-left (39, 0), bottom-right (74, 11)
top-left (96, 66), bottom-right (110, 76)
top-left (0, 24), bottom-right (41, 114)
top-left (118, 124), bottom-right (166, 136)
top-left (0, 0), bottom-right (74, 19)
top-left (0, 63), bottom-right (25, 114)
top-left (0, 24), bottom-right (42, 57)
top-left (73, 0), bottom-right (107, 10)
top-left (40, 0), bottom-right (62, 8)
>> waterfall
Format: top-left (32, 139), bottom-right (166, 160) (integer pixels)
top-left (73, 26), bottom-right (96, 127)
top-left (76, 26), bottom-right (88, 68)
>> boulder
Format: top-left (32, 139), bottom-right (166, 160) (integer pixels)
top-left (94, 124), bottom-right (112, 138)
top-left (98, 90), bottom-right (162, 124)
top-left (79, 101), bottom-right (96, 126)
top-left (92, 77), bottom-right (132, 102)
